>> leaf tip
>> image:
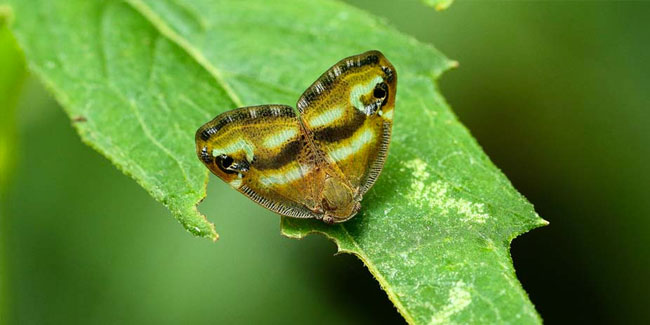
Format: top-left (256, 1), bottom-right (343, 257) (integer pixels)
top-left (188, 222), bottom-right (219, 241)
top-left (530, 211), bottom-right (549, 228)
top-left (201, 222), bottom-right (219, 241)
top-left (193, 211), bottom-right (219, 241)
top-left (178, 199), bottom-right (219, 241)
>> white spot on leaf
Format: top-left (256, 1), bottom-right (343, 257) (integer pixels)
top-left (404, 159), bottom-right (489, 224)
top-left (430, 281), bottom-right (472, 324)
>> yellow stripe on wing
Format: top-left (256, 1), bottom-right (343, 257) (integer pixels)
top-left (263, 127), bottom-right (298, 149)
top-left (329, 126), bottom-right (375, 162)
top-left (307, 106), bottom-right (345, 128)
top-left (259, 163), bottom-right (311, 187)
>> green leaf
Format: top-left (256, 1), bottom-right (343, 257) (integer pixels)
top-left (7, 0), bottom-right (546, 323)
top-left (420, 0), bottom-right (454, 11)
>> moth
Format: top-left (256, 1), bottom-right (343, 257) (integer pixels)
top-left (195, 50), bottom-right (397, 224)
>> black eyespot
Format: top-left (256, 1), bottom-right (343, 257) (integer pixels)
top-left (373, 86), bottom-right (386, 98)
top-left (373, 82), bottom-right (389, 107)
top-left (220, 155), bottom-right (233, 168)
top-left (373, 82), bottom-right (387, 98)
top-left (216, 154), bottom-right (237, 174)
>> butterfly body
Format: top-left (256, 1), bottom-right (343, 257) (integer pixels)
top-left (196, 51), bottom-right (397, 224)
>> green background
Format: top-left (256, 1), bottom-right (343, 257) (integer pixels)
top-left (2, 1), bottom-right (648, 323)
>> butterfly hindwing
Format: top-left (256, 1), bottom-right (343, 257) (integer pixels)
top-left (297, 50), bottom-right (397, 195)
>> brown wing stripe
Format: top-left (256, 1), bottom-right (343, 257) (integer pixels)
top-left (252, 140), bottom-right (302, 170)
top-left (312, 109), bottom-right (366, 143)
top-left (254, 111), bottom-right (366, 171)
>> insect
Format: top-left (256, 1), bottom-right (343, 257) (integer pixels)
top-left (195, 50), bottom-right (397, 224)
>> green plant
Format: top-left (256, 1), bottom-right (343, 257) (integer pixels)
top-left (3, 0), bottom-right (546, 323)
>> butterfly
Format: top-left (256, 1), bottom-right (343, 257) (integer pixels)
top-left (195, 50), bottom-right (397, 224)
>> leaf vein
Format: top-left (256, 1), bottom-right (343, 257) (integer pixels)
top-left (126, 0), bottom-right (244, 108)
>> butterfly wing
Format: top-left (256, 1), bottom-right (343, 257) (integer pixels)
top-left (297, 50), bottom-right (397, 195)
top-left (196, 105), bottom-right (319, 218)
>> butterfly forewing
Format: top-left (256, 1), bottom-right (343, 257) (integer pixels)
top-left (196, 51), bottom-right (396, 224)
top-left (297, 51), bottom-right (397, 195)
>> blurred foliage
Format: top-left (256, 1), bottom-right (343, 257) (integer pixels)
top-left (420, 0), bottom-right (453, 11)
top-left (2, 0), bottom-right (649, 324)
top-left (0, 6), bottom-right (25, 193)
top-left (0, 8), bottom-right (26, 323)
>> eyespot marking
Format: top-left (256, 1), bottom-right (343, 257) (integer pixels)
top-left (350, 75), bottom-right (384, 114)
top-left (215, 154), bottom-right (237, 174)
top-left (373, 85), bottom-right (386, 98)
